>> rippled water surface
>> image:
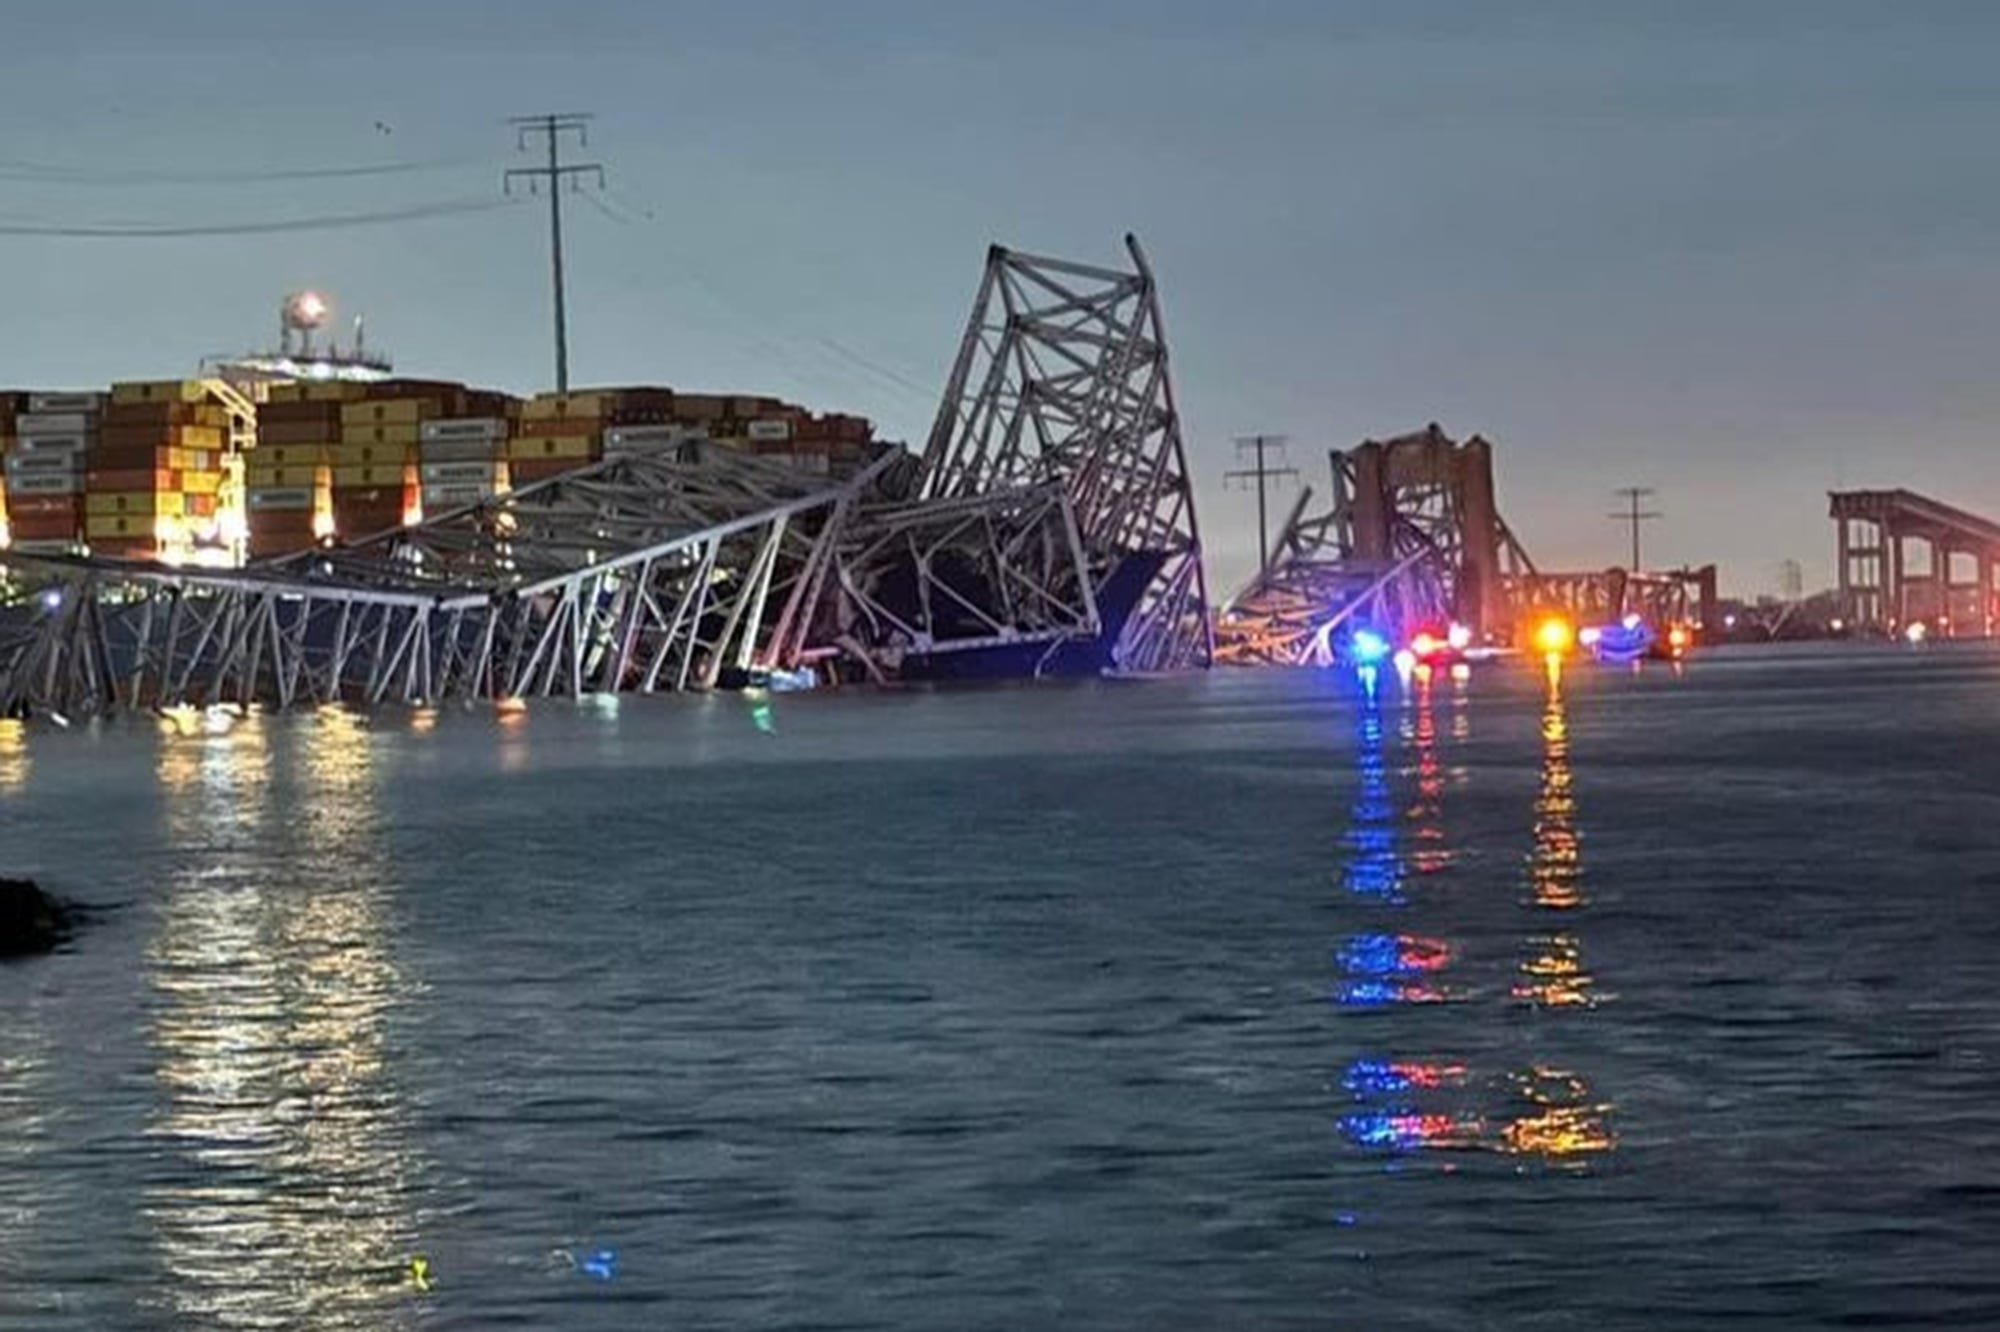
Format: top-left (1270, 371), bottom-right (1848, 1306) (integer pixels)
top-left (3, 645), bottom-right (1999, 1328)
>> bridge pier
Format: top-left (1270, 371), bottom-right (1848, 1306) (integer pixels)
top-left (1831, 490), bottom-right (2000, 636)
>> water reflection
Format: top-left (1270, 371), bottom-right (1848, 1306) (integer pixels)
top-left (0, 717), bottom-right (28, 789)
top-left (1334, 658), bottom-right (1614, 1172)
top-left (1399, 667), bottom-right (1453, 877)
top-left (1527, 660), bottom-right (1583, 910)
top-left (1340, 680), bottom-right (1403, 904)
top-left (0, 1018), bottom-right (52, 1315)
top-left (145, 708), bottom-right (421, 1328)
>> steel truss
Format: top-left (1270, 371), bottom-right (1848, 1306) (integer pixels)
top-left (1216, 426), bottom-right (1535, 665)
top-left (1, 237), bottom-right (1219, 714)
top-left (914, 235), bottom-right (1211, 671)
top-left (0, 445), bottom-right (886, 716)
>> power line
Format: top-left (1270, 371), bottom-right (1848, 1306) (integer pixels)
top-left (0, 155), bottom-right (493, 185)
top-left (1224, 435), bottom-right (1300, 577)
top-left (506, 113), bottom-right (603, 394)
top-left (1609, 486), bottom-right (1663, 572)
top-left (0, 196), bottom-right (523, 238)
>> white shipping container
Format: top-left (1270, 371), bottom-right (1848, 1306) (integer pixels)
top-left (8, 539), bottom-right (81, 555)
top-left (5, 451), bottom-right (84, 475)
top-left (13, 412), bottom-right (95, 435)
top-left (7, 472), bottom-right (82, 495)
top-left (604, 423), bottom-right (695, 447)
top-left (247, 488), bottom-right (315, 511)
top-left (747, 418), bottom-right (793, 442)
top-left (419, 460), bottom-right (503, 485)
top-left (26, 392), bottom-right (105, 414)
top-left (11, 433), bottom-right (93, 455)
top-left (418, 417), bottom-right (509, 444)
top-left (420, 483), bottom-right (496, 508)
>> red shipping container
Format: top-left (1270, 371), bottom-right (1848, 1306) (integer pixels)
top-left (85, 468), bottom-right (178, 492)
top-left (258, 419), bottom-right (339, 445)
top-left (101, 401), bottom-right (196, 427)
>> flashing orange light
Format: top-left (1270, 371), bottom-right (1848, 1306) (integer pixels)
top-left (1410, 630), bottom-right (1443, 659)
top-left (1533, 616), bottom-right (1575, 656)
top-left (1666, 624), bottom-right (1691, 653)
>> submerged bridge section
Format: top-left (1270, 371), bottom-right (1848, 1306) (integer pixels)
top-left (1215, 424), bottom-right (1719, 666)
top-left (1830, 489), bottom-right (2000, 635)
top-left (0, 235), bottom-right (1211, 716)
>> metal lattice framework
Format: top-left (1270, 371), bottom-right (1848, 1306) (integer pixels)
top-left (0, 444), bottom-right (888, 716)
top-left (1216, 426), bottom-right (1535, 665)
top-left (0, 235), bottom-right (1217, 715)
top-left (916, 235), bottom-right (1211, 671)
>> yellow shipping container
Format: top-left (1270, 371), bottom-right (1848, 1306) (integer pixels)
top-left (340, 421), bottom-right (422, 446)
top-left (340, 398), bottom-right (439, 426)
top-left (193, 404), bottom-right (232, 428)
top-left (507, 434), bottom-right (598, 461)
top-left (171, 425), bottom-right (224, 450)
top-left (245, 464), bottom-right (321, 488)
top-left (181, 471), bottom-right (222, 496)
top-left (304, 381), bottom-right (371, 402)
top-left (87, 492), bottom-right (183, 518)
top-left (521, 392), bottom-right (610, 422)
top-left (263, 382), bottom-right (305, 403)
top-left (251, 444), bottom-right (328, 466)
top-left (111, 379), bottom-right (206, 406)
top-left (333, 464), bottom-right (413, 488)
top-left (85, 513), bottom-right (168, 538)
top-left (330, 441), bottom-right (413, 465)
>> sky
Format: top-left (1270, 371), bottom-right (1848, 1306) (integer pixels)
top-left (3, 0), bottom-right (1998, 597)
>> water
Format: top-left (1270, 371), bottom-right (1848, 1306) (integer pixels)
top-left (2, 646), bottom-right (1998, 1328)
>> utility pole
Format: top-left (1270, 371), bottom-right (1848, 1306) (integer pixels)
top-left (506, 113), bottom-right (604, 393)
top-left (1609, 486), bottom-right (1662, 572)
top-left (1224, 435), bottom-right (1299, 577)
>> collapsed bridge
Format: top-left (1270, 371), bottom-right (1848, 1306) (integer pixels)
top-left (0, 236), bottom-right (1211, 716)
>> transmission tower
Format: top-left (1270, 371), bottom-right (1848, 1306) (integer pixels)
top-left (506, 113), bottom-right (604, 393)
top-left (1224, 435), bottom-right (1299, 577)
top-left (1609, 486), bottom-right (1662, 572)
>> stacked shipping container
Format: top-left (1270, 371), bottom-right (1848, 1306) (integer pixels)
top-left (247, 382), bottom-right (340, 558)
top-left (2, 392), bottom-right (104, 553)
top-left (87, 381), bottom-right (227, 560)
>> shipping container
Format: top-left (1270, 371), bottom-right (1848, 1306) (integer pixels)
top-left (14, 412), bottom-right (95, 435)
top-left (6, 449), bottom-right (84, 475)
top-left (99, 424), bottom-right (224, 451)
top-left (673, 395), bottom-right (726, 421)
top-left (333, 464), bottom-right (415, 488)
top-left (747, 418), bottom-right (794, 442)
top-left (247, 443), bottom-right (327, 466)
top-left (83, 468), bottom-right (174, 492)
top-left (419, 460), bottom-right (504, 485)
top-left (111, 380), bottom-right (208, 406)
top-left (246, 464), bottom-right (320, 488)
top-left (86, 492), bottom-right (183, 518)
top-left (9, 433), bottom-right (92, 455)
top-left (85, 512), bottom-right (169, 539)
top-left (340, 398), bottom-right (440, 426)
top-left (255, 425), bottom-right (339, 449)
top-left (180, 471), bottom-right (222, 496)
top-left (256, 401), bottom-right (345, 425)
top-left (417, 437), bottom-right (503, 464)
top-left (247, 488), bottom-right (315, 511)
top-left (26, 392), bottom-right (105, 414)
top-left (330, 442), bottom-right (413, 466)
top-left (419, 417), bottom-right (508, 444)
top-left (304, 381), bottom-right (373, 402)
top-left (420, 483), bottom-right (496, 509)
top-left (507, 434), bottom-right (598, 461)
top-left (521, 392), bottom-right (611, 422)
top-left (341, 421), bottom-right (423, 447)
top-left (100, 401), bottom-right (196, 427)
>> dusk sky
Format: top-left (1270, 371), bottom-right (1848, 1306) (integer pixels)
top-left (3, 1), bottom-right (1997, 595)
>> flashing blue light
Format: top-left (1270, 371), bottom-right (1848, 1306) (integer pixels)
top-left (580, 1248), bottom-right (617, 1281)
top-left (1335, 980), bottom-right (1404, 1008)
top-left (1349, 627), bottom-right (1391, 665)
top-left (1337, 934), bottom-right (1404, 977)
top-left (1343, 1058), bottom-right (1412, 1096)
